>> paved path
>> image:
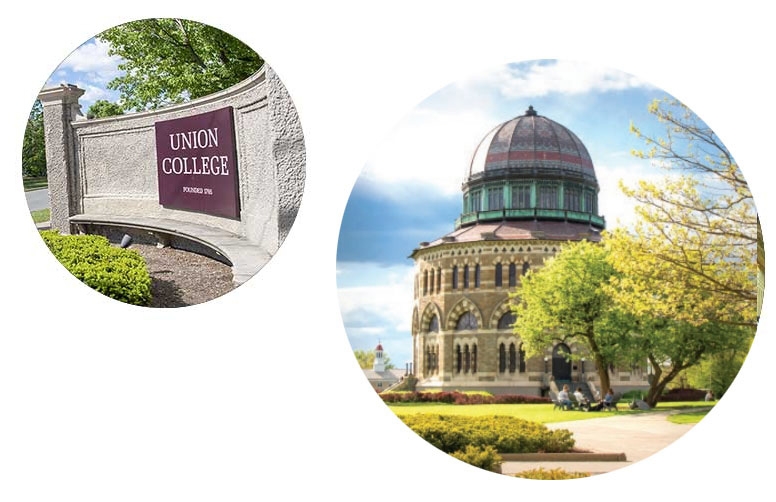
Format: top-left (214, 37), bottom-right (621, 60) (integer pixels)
top-left (25, 188), bottom-right (49, 211)
top-left (501, 410), bottom-right (697, 476)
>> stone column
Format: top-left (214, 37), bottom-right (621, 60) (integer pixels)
top-left (38, 84), bottom-right (85, 234)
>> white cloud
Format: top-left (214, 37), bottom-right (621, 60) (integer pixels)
top-left (58, 38), bottom-right (123, 83)
top-left (362, 107), bottom-right (498, 197)
top-left (595, 158), bottom-right (667, 230)
top-left (473, 60), bottom-right (651, 99)
top-left (337, 262), bottom-right (415, 334)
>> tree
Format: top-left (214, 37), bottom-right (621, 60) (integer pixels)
top-left (617, 310), bottom-right (751, 406)
top-left (601, 98), bottom-right (759, 406)
top-left (623, 98), bottom-right (758, 327)
top-left (353, 349), bottom-right (395, 370)
top-left (22, 100), bottom-right (46, 177)
top-left (512, 240), bottom-right (635, 393)
top-left (97, 19), bottom-right (264, 111)
top-left (86, 100), bottom-right (124, 119)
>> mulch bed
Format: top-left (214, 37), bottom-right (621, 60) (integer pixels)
top-left (130, 244), bottom-right (236, 307)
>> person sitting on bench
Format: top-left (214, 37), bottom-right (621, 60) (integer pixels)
top-left (590, 388), bottom-right (615, 411)
top-left (574, 387), bottom-right (590, 410)
top-left (557, 384), bottom-right (573, 410)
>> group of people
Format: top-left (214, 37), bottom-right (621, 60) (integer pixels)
top-left (556, 384), bottom-right (615, 412)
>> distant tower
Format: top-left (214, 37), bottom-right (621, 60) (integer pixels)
top-left (373, 341), bottom-right (386, 372)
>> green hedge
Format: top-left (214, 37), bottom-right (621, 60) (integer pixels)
top-left (41, 231), bottom-right (152, 306)
top-left (449, 445), bottom-right (502, 473)
top-left (514, 467), bottom-right (591, 480)
top-left (399, 414), bottom-right (574, 454)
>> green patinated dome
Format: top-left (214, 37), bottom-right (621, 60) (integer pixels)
top-left (458, 106), bottom-right (605, 231)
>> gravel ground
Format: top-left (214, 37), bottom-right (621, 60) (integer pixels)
top-left (131, 244), bottom-right (236, 307)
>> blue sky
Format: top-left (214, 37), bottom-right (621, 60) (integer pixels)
top-left (336, 59), bottom-right (709, 368)
top-left (43, 37), bottom-right (124, 113)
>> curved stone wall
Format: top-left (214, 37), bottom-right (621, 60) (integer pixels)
top-left (38, 64), bottom-right (305, 256)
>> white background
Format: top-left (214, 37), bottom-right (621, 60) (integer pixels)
top-left (1, 1), bottom-right (772, 500)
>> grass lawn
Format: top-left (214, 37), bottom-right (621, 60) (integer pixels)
top-left (388, 401), bottom-right (713, 425)
top-left (666, 409), bottom-right (710, 424)
top-left (30, 208), bottom-right (50, 224)
top-left (23, 176), bottom-right (48, 191)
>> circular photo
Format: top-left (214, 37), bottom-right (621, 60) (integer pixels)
top-left (22, 18), bottom-right (305, 307)
top-left (337, 59), bottom-right (762, 478)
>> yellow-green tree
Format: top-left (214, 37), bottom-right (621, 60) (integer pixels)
top-left (604, 98), bottom-right (758, 405)
top-left (620, 98), bottom-right (758, 327)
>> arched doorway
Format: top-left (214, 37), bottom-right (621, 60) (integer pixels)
top-left (552, 343), bottom-right (572, 381)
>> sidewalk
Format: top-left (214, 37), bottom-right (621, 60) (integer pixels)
top-left (501, 410), bottom-right (696, 476)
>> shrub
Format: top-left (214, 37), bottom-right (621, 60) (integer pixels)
top-left (380, 391), bottom-right (550, 405)
top-left (450, 445), bottom-right (502, 473)
top-left (400, 414), bottom-right (574, 454)
top-left (658, 388), bottom-right (706, 402)
top-left (514, 467), bottom-right (591, 480)
top-left (41, 230), bottom-right (152, 306)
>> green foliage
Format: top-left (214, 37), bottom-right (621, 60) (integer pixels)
top-left (399, 414), bottom-right (575, 454)
top-left (684, 347), bottom-right (750, 398)
top-left (86, 100), bottom-right (124, 119)
top-left (353, 349), bottom-right (395, 369)
top-left (98, 18), bottom-right (263, 111)
top-left (512, 240), bottom-right (635, 392)
top-left (514, 467), bottom-right (590, 480)
top-left (449, 445), bottom-right (502, 473)
top-left (41, 231), bottom-right (151, 306)
top-left (22, 100), bottom-right (46, 177)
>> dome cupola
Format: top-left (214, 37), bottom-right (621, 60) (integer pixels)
top-left (457, 106), bottom-right (605, 231)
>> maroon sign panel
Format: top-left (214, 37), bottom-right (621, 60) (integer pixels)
top-left (155, 107), bottom-right (240, 219)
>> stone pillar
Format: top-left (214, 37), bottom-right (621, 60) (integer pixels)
top-left (38, 84), bottom-right (85, 234)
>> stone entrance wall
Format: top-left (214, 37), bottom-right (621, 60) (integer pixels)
top-left (38, 65), bottom-right (305, 255)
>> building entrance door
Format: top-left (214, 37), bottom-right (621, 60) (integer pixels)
top-left (552, 343), bottom-right (572, 381)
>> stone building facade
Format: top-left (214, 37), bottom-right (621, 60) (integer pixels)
top-left (410, 106), bottom-right (648, 396)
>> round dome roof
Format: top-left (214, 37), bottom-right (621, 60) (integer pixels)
top-left (468, 106), bottom-right (596, 184)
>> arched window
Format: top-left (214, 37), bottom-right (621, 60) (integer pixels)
top-left (512, 184), bottom-right (531, 209)
top-left (472, 345), bottom-right (478, 374)
top-left (499, 343), bottom-right (506, 373)
top-left (464, 345), bottom-right (471, 373)
top-left (456, 312), bottom-right (478, 331)
top-left (498, 312), bottom-right (516, 330)
top-left (452, 265), bottom-right (458, 289)
top-left (538, 184), bottom-right (558, 209)
top-left (429, 268), bottom-right (435, 294)
top-left (474, 264), bottom-right (481, 288)
top-left (509, 263), bottom-right (517, 287)
top-left (428, 315), bottom-right (439, 333)
top-left (423, 270), bottom-right (428, 296)
top-left (424, 346), bottom-right (431, 376)
top-left (470, 190), bottom-right (482, 212)
top-left (437, 267), bottom-right (442, 292)
top-left (509, 343), bottom-right (517, 373)
top-left (522, 261), bottom-right (531, 276)
top-left (488, 187), bottom-right (503, 210)
top-left (456, 345), bottom-right (462, 374)
top-left (495, 263), bottom-right (502, 287)
top-left (565, 185), bottom-right (582, 212)
top-left (463, 264), bottom-right (470, 289)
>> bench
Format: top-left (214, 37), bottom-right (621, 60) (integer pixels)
top-left (68, 214), bottom-right (271, 285)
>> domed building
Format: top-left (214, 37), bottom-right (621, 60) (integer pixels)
top-left (410, 106), bottom-right (647, 396)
